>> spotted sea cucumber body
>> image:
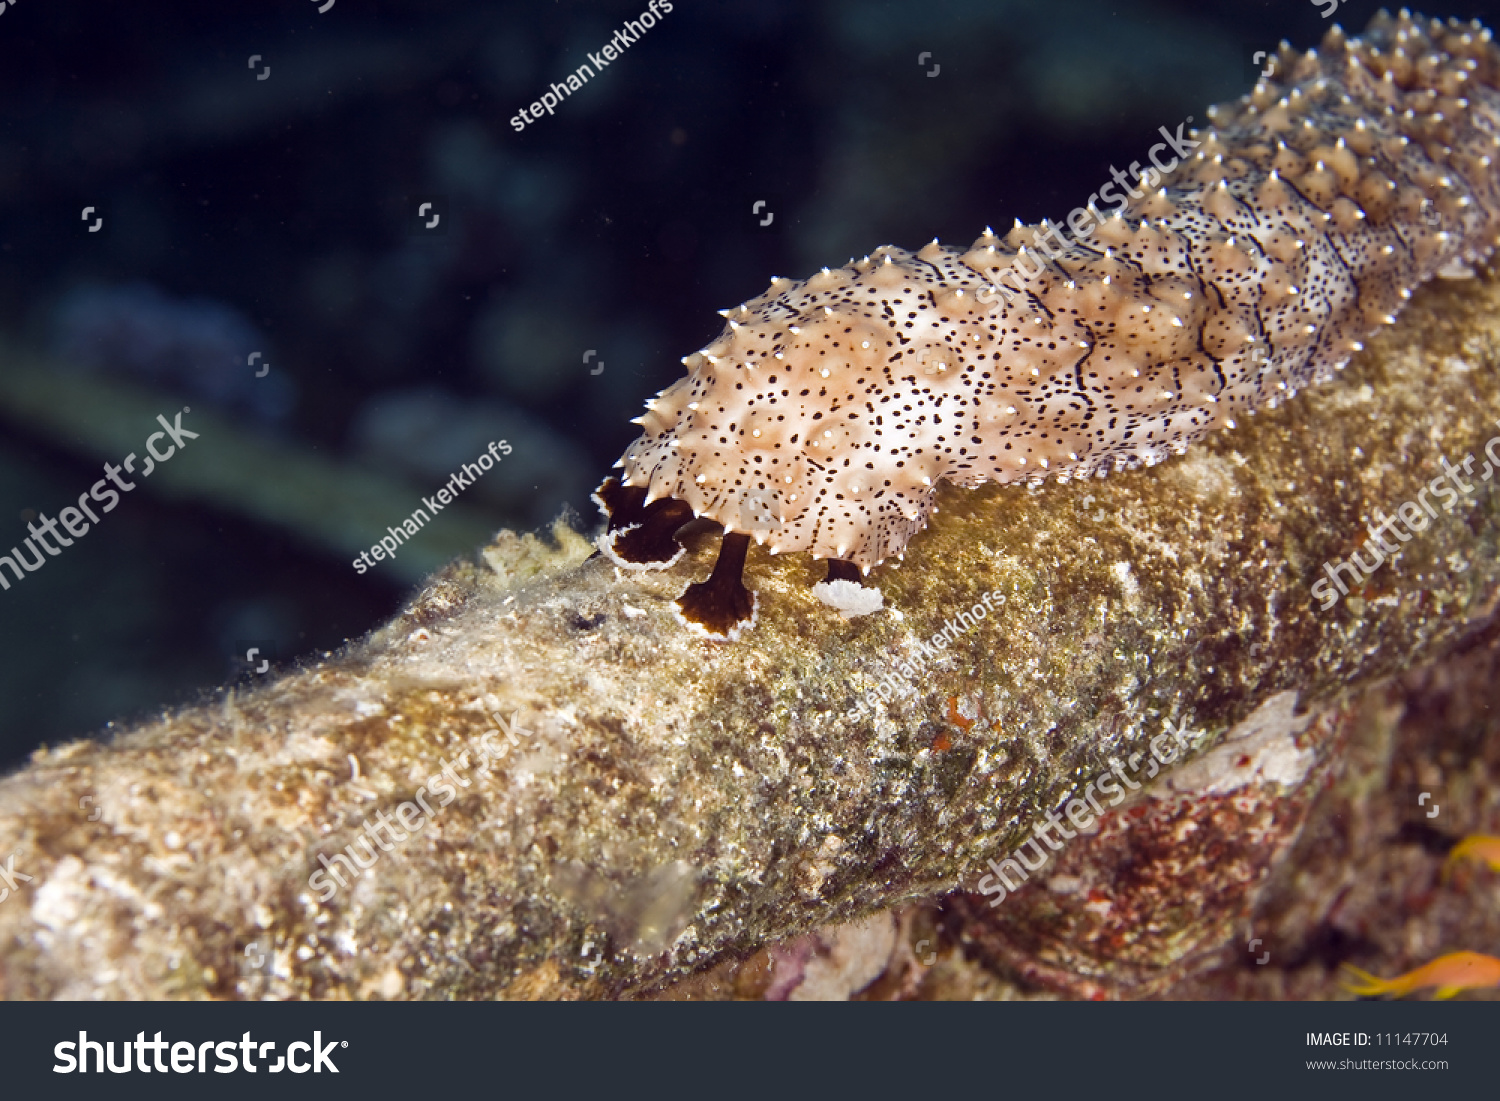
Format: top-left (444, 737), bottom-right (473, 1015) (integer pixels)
top-left (610, 12), bottom-right (1500, 577)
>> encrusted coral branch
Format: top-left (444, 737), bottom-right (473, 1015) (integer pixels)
top-left (3, 251), bottom-right (1500, 997)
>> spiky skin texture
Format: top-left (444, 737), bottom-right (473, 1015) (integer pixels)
top-left (608, 11), bottom-right (1500, 572)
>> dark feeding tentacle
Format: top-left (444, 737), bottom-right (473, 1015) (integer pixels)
top-left (592, 476), bottom-right (649, 532)
top-left (608, 498), bottom-right (694, 567)
top-left (593, 477), bottom-right (694, 569)
top-left (824, 559), bottom-right (861, 584)
top-left (675, 532), bottom-right (757, 640)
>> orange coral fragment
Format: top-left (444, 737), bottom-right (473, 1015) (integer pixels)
top-left (1341, 950), bottom-right (1500, 1000)
top-left (945, 696), bottom-right (974, 733)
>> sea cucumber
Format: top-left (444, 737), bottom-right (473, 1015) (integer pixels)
top-left (596, 10), bottom-right (1500, 639)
